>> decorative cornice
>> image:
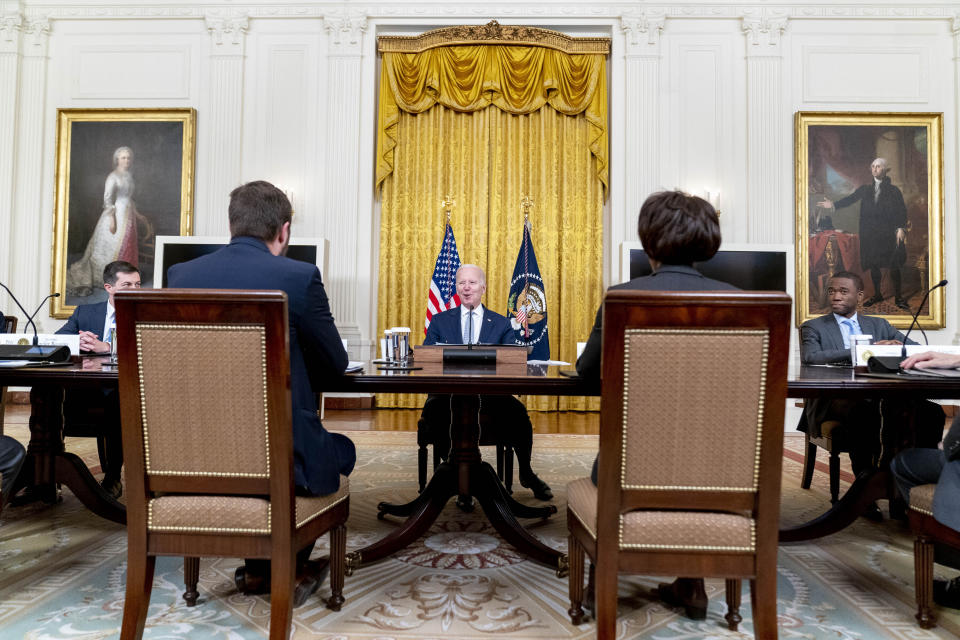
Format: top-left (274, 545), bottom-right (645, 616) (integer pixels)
top-left (621, 13), bottom-right (665, 57)
top-left (742, 15), bottom-right (787, 56)
top-left (378, 20), bottom-right (609, 54)
top-left (20, 3), bottom-right (960, 22)
top-left (324, 12), bottom-right (366, 56)
top-left (205, 14), bottom-right (247, 56)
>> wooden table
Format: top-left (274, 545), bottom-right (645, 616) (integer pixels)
top-left (780, 363), bottom-right (960, 542)
top-left (0, 357), bottom-right (125, 524)
top-left (327, 362), bottom-right (597, 576)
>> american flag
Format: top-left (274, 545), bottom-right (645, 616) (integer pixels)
top-left (424, 222), bottom-right (462, 335)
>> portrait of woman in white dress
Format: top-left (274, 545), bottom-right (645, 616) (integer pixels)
top-left (66, 146), bottom-right (141, 296)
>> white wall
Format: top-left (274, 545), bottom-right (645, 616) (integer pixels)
top-left (1, 1), bottom-right (958, 359)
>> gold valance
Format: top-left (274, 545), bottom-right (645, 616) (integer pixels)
top-left (376, 24), bottom-right (609, 197)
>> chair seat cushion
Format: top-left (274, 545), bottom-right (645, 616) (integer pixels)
top-left (908, 483), bottom-right (936, 517)
top-left (567, 477), bottom-right (755, 552)
top-left (148, 476), bottom-right (349, 535)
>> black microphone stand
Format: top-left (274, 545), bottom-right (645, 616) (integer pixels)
top-left (0, 284), bottom-right (70, 362)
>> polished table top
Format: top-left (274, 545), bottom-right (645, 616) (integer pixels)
top-left (4, 358), bottom-right (960, 399)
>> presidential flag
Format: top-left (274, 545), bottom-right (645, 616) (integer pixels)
top-left (507, 220), bottom-right (549, 360)
top-left (424, 222), bottom-right (462, 335)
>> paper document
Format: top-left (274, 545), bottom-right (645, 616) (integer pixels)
top-left (901, 367), bottom-right (960, 378)
top-left (345, 361), bottom-right (364, 373)
top-left (526, 360), bottom-right (570, 366)
top-left (0, 360), bottom-right (31, 368)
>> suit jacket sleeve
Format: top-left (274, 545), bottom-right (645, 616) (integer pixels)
top-left (800, 319), bottom-right (850, 365)
top-left (56, 308), bottom-right (81, 335)
top-left (575, 304), bottom-right (603, 379)
top-left (494, 316), bottom-right (515, 345)
top-left (833, 185), bottom-right (868, 211)
top-left (424, 316), bottom-right (444, 345)
top-left (871, 317), bottom-right (910, 344)
top-left (299, 270), bottom-right (348, 380)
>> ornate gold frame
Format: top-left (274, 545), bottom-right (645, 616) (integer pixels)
top-left (795, 111), bottom-right (944, 329)
top-left (377, 20), bottom-right (610, 54)
top-left (51, 108), bottom-right (196, 318)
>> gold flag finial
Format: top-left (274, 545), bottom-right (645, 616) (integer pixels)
top-left (520, 195), bottom-right (534, 221)
top-left (441, 194), bottom-right (456, 222)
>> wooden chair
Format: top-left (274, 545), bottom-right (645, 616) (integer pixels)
top-left (907, 483), bottom-right (960, 629)
top-left (417, 416), bottom-right (513, 494)
top-left (566, 290), bottom-right (791, 639)
top-left (801, 420), bottom-right (849, 504)
top-left (114, 289), bottom-right (349, 640)
top-left (0, 315), bottom-right (16, 435)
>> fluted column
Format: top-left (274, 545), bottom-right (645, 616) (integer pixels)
top-left (322, 13), bottom-right (366, 348)
top-left (10, 16), bottom-right (49, 328)
top-left (743, 14), bottom-right (787, 243)
top-left (199, 15), bottom-right (247, 233)
top-left (620, 13), bottom-right (664, 245)
top-left (0, 9), bottom-right (22, 310)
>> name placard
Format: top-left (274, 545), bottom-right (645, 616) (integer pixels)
top-left (854, 344), bottom-right (960, 367)
top-left (0, 333), bottom-right (81, 356)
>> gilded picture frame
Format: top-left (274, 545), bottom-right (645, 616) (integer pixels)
top-left (795, 111), bottom-right (943, 329)
top-left (51, 108), bottom-right (196, 318)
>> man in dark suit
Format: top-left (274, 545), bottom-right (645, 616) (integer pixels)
top-left (167, 180), bottom-right (354, 605)
top-left (56, 260), bottom-right (141, 498)
top-left (421, 263), bottom-right (552, 500)
top-left (798, 270), bottom-right (943, 518)
top-left (818, 157), bottom-right (909, 309)
top-left (575, 190), bottom-right (735, 621)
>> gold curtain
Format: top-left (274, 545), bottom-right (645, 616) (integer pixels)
top-left (377, 42), bottom-right (605, 411)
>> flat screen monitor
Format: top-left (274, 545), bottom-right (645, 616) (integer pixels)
top-left (153, 235), bottom-right (328, 287)
top-left (619, 242), bottom-right (794, 295)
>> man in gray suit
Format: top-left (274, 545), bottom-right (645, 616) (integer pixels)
top-left (893, 351), bottom-right (960, 608)
top-left (799, 271), bottom-right (942, 518)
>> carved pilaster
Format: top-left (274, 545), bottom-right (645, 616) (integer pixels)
top-left (742, 15), bottom-right (787, 57)
top-left (205, 15), bottom-right (248, 57)
top-left (744, 15), bottom-right (788, 243)
top-left (10, 16), bottom-right (48, 326)
top-left (321, 13), bottom-right (367, 343)
top-left (0, 10), bottom-right (20, 310)
top-left (620, 13), bottom-right (664, 245)
top-left (197, 14), bottom-right (247, 234)
top-left (323, 13), bottom-right (366, 57)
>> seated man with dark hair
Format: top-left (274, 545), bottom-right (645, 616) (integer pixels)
top-left (56, 260), bottom-right (141, 498)
top-left (798, 271), bottom-right (944, 520)
top-left (0, 435), bottom-right (26, 513)
top-left (421, 263), bottom-right (551, 500)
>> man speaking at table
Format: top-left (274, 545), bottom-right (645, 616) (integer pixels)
top-left (421, 263), bottom-right (552, 500)
top-left (167, 180), bottom-right (354, 605)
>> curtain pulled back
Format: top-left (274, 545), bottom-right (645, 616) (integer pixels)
top-left (377, 43), bottom-right (604, 411)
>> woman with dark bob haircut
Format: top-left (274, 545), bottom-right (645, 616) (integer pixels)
top-left (574, 189), bottom-right (738, 621)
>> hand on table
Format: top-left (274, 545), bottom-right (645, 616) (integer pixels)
top-left (900, 351), bottom-right (960, 370)
top-left (78, 330), bottom-right (110, 354)
top-left (875, 339), bottom-right (903, 345)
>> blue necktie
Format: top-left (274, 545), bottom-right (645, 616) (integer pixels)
top-left (842, 318), bottom-right (856, 348)
top-left (464, 310), bottom-right (474, 344)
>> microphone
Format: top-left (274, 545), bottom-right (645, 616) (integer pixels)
top-left (0, 283), bottom-right (70, 362)
top-left (901, 279), bottom-right (947, 358)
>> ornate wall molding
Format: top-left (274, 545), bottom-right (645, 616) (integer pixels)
top-left (621, 13), bottom-right (665, 57)
top-left (742, 15), bottom-right (787, 56)
top-left (205, 15), bottom-right (247, 56)
top-left (0, 12), bottom-right (22, 53)
top-left (21, 15), bottom-right (48, 56)
top-left (324, 12), bottom-right (366, 57)
top-left (19, 3), bottom-right (960, 22)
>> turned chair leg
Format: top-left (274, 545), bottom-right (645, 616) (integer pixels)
top-left (915, 535), bottom-right (936, 629)
top-left (567, 536), bottom-right (586, 624)
top-left (328, 525), bottom-right (347, 611)
top-left (724, 578), bottom-right (742, 631)
top-left (183, 556), bottom-right (200, 606)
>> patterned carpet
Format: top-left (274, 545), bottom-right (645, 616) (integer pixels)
top-left (2, 429), bottom-right (960, 639)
